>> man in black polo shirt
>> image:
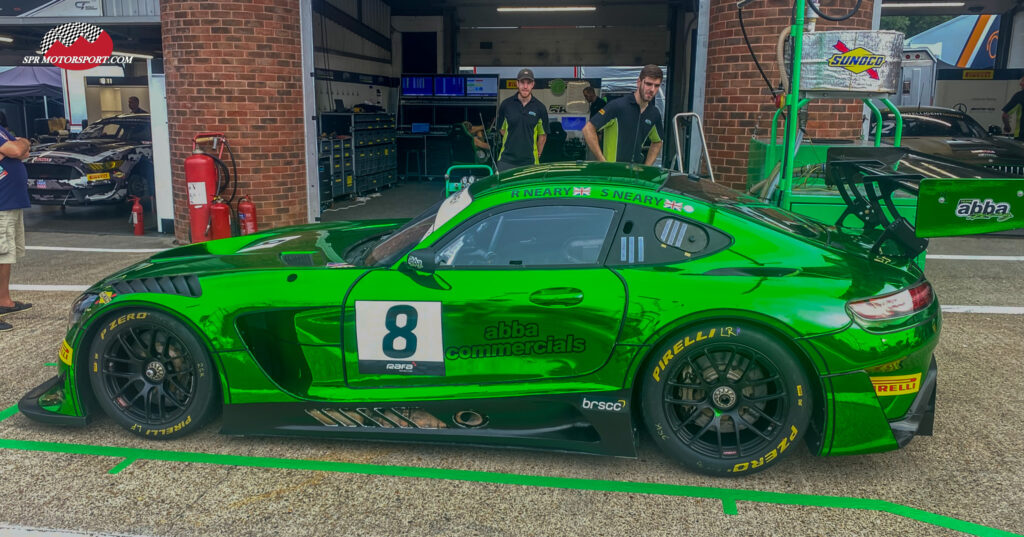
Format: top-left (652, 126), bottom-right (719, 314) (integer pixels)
top-left (495, 68), bottom-right (548, 172)
top-left (583, 65), bottom-right (664, 165)
top-left (1001, 75), bottom-right (1024, 139)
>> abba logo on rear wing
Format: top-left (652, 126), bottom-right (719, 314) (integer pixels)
top-left (955, 199), bottom-right (1013, 222)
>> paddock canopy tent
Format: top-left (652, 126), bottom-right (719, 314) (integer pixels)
top-left (0, 66), bottom-right (62, 99)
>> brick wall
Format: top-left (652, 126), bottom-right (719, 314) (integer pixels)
top-left (704, 0), bottom-right (874, 189)
top-left (161, 0), bottom-right (308, 243)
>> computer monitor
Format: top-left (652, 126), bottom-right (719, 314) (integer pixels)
top-left (561, 116), bottom-right (587, 131)
top-left (434, 76), bottom-right (465, 97)
top-left (401, 76), bottom-right (433, 97)
top-left (465, 76), bottom-right (498, 97)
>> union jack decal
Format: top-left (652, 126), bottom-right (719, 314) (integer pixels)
top-left (573, 187), bottom-right (591, 196)
top-left (664, 200), bottom-right (682, 211)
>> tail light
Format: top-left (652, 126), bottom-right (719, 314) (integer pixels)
top-left (848, 282), bottom-right (934, 321)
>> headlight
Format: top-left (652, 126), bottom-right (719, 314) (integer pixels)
top-left (85, 160), bottom-right (123, 172)
top-left (68, 293), bottom-right (99, 333)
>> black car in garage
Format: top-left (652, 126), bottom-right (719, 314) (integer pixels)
top-left (24, 114), bottom-right (153, 206)
top-left (875, 106), bottom-right (1024, 177)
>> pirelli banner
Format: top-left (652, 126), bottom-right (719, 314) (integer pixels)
top-left (800, 30), bottom-right (903, 95)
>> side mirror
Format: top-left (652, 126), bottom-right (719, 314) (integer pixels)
top-left (406, 247), bottom-right (438, 274)
top-left (988, 125), bottom-right (1002, 136)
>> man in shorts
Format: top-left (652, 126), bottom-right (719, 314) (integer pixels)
top-left (0, 121), bottom-right (33, 332)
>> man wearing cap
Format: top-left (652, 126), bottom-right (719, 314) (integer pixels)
top-left (583, 64), bottom-right (664, 165)
top-left (495, 68), bottom-right (549, 172)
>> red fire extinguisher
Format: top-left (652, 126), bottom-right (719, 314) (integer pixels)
top-left (237, 195), bottom-right (258, 235)
top-left (186, 133), bottom-right (236, 243)
top-left (209, 196), bottom-right (232, 240)
top-left (128, 195), bottom-right (144, 236)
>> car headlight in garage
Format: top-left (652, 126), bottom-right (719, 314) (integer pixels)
top-left (85, 160), bottom-right (123, 172)
top-left (68, 293), bottom-right (99, 333)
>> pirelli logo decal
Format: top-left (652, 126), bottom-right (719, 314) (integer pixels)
top-left (59, 339), bottom-right (73, 366)
top-left (870, 373), bottom-right (921, 396)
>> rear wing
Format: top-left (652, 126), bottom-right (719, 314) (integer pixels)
top-left (825, 147), bottom-right (1022, 256)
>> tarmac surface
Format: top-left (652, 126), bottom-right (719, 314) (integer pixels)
top-left (1, 181), bottom-right (1022, 537)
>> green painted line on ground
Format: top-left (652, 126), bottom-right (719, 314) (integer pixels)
top-left (0, 434), bottom-right (1019, 537)
top-left (0, 405), bottom-right (18, 424)
top-left (44, 363), bottom-right (57, 367)
top-left (107, 457), bottom-right (135, 475)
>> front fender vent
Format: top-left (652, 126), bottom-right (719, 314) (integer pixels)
top-left (305, 407), bottom-right (446, 429)
top-left (280, 252), bottom-right (316, 267)
top-left (112, 275), bottom-right (202, 298)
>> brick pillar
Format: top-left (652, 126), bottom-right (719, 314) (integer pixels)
top-left (161, 0), bottom-right (308, 243)
top-left (704, 0), bottom-right (874, 190)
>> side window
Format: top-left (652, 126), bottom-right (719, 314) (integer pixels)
top-left (655, 218), bottom-right (709, 252)
top-left (608, 204), bottom-right (729, 266)
top-left (124, 123), bottom-right (151, 142)
top-left (438, 204), bottom-right (615, 268)
top-left (101, 123), bottom-right (122, 137)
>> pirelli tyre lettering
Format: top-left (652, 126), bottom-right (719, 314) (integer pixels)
top-left (87, 309), bottom-right (217, 440)
top-left (640, 323), bottom-right (812, 476)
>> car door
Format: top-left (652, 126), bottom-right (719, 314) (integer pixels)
top-left (343, 201), bottom-right (627, 389)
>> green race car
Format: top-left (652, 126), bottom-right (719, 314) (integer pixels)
top-left (20, 162), bottom-right (938, 476)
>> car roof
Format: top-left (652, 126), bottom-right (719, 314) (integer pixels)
top-left (96, 113), bottom-right (151, 122)
top-left (468, 162), bottom-right (671, 196)
top-left (881, 106), bottom-right (964, 117)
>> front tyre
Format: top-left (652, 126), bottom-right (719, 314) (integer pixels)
top-left (87, 309), bottom-right (218, 439)
top-left (641, 323), bottom-right (811, 476)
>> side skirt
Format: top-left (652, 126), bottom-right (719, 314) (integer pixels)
top-left (221, 391), bottom-right (638, 457)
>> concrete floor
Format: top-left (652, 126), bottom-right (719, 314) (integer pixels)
top-left (0, 190), bottom-right (1022, 536)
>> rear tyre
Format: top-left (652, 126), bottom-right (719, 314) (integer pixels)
top-left (87, 309), bottom-right (218, 439)
top-left (640, 323), bottom-right (811, 476)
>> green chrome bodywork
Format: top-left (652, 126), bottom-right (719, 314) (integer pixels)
top-left (29, 162), bottom-right (938, 458)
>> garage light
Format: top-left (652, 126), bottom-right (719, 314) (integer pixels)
top-left (497, 6), bottom-right (597, 12)
top-left (0, 36), bottom-right (13, 44)
top-left (882, 2), bottom-right (964, 7)
top-left (112, 51), bottom-right (154, 60)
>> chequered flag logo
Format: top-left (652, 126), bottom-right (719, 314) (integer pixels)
top-left (39, 22), bottom-right (113, 70)
top-left (40, 22), bottom-right (102, 52)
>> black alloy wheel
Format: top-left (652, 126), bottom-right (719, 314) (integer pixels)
top-left (88, 310), bottom-right (217, 438)
top-left (641, 323), bottom-right (811, 476)
top-left (126, 173), bottom-right (148, 199)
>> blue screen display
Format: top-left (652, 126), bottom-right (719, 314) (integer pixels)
top-left (402, 76), bottom-right (433, 96)
top-left (561, 116), bottom-right (587, 131)
top-left (465, 77), bottom-right (498, 97)
top-left (434, 76), bottom-right (465, 97)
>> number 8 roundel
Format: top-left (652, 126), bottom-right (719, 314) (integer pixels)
top-left (355, 301), bottom-right (445, 375)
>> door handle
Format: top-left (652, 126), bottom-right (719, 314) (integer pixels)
top-left (529, 287), bottom-right (584, 307)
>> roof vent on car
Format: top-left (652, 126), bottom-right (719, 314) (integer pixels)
top-left (112, 275), bottom-right (202, 298)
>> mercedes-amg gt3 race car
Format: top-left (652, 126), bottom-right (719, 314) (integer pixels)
top-left (24, 114), bottom-right (153, 206)
top-left (20, 162), bottom-right (938, 476)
